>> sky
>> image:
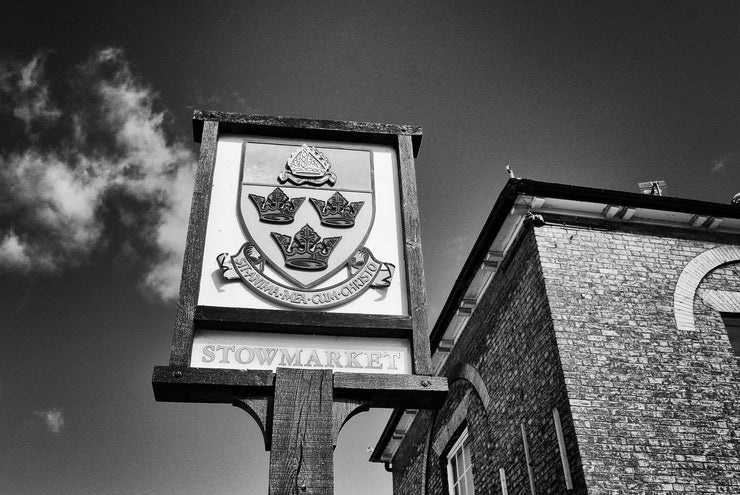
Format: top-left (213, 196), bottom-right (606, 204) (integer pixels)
top-left (0, 1), bottom-right (738, 494)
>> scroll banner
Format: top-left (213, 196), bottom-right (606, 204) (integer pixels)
top-left (218, 243), bottom-right (395, 309)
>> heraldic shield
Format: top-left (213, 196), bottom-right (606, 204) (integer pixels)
top-left (217, 140), bottom-right (395, 310)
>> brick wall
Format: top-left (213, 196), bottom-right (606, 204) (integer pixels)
top-left (391, 217), bottom-right (740, 494)
top-left (701, 262), bottom-right (740, 292)
top-left (535, 218), bottom-right (740, 494)
top-left (392, 226), bottom-right (587, 494)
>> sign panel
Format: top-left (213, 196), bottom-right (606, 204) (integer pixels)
top-left (153, 113), bottom-right (438, 405)
top-left (191, 330), bottom-right (411, 375)
top-left (198, 136), bottom-right (407, 315)
top-left (152, 114), bottom-right (446, 495)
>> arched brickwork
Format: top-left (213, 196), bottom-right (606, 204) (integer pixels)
top-left (445, 362), bottom-right (491, 409)
top-left (430, 363), bottom-right (490, 457)
top-left (674, 245), bottom-right (740, 332)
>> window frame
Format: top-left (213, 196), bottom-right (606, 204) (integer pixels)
top-left (446, 427), bottom-right (475, 495)
top-left (721, 313), bottom-right (740, 363)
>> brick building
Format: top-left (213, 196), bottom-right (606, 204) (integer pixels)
top-left (371, 179), bottom-right (740, 494)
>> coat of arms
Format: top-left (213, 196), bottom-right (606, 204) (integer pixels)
top-left (217, 142), bottom-right (394, 309)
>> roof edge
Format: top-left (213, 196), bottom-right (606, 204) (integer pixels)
top-left (428, 178), bottom-right (521, 352)
top-left (369, 408), bottom-right (405, 463)
top-left (429, 178), bottom-right (740, 352)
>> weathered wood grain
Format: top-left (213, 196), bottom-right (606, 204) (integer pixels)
top-left (397, 134), bottom-right (432, 375)
top-left (333, 372), bottom-right (446, 408)
top-left (169, 120), bottom-right (219, 366)
top-left (153, 367), bottom-right (447, 408)
top-left (193, 109), bottom-right (423, 157)
top-left (269, 368), bottom-right (334, 495)
top-left (152, 366), bottom-right (274, 403)
top-left (195, 305), bottom-right (412, 338)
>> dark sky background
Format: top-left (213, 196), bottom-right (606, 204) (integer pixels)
top-left (0, 2), bottom-right (738, 494)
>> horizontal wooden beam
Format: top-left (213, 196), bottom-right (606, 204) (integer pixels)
top-left (153, 366), bottom-right (447, 409)
top-left (192, 109), bottom-right (423, 157)
top-left (152, 366), bottom-right (275, 403)
top-left (333, 373), bottom-right (447, 408)
top-left (194, 306), bottom-right (412, 338)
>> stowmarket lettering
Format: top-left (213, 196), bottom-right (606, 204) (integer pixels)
top-left (217, 243), bottom-right (394, 309)
top-left (199, 344), bottom-right (403, 371)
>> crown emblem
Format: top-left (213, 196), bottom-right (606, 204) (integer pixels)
top-left (278, 144), bottom-right (337, 186)
top-left (248, 187), bottom-right (305, 223)
top-left (310, 192), bottom-right (364, 228)
top-left (271, 224), bottom-right (341, 271)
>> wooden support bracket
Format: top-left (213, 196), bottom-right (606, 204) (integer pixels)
top-left (230, 375), bottom-right (375, 455)
top-left (233, 395), bottom-right (273, 451)
top-left (230, 370), bottom-right (371, 494)
top-left (153, 365), bottom-right (447, 494)
top-left (332, 398), bottom-right (370, 448)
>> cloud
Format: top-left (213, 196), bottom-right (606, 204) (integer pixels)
top-left (711, 153), bottom-right (734, 173)
top-left (0, 230), bottom-right (31, 268)
top-left (0, 52), bottom-right (62, 132)
top-left (0, 48), bottom-right (195, 301)
top-left (33, 408), bottom-right (64, 434)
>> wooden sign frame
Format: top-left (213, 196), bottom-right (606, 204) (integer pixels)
top-left (152, 111), bottom-right (446, 411)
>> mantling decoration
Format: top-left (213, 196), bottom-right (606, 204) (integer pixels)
top-left (278, 144), bottom-right (337, 186)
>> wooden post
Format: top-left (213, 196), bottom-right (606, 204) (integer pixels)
top-left (269, 368), bottom-right (334, 495)
top-left (149, 113), bottom-right (450, 495)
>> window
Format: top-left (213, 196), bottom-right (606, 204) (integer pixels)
top-left (447, 428), bottom-right (475, 495)
top-left (722, 314), bottom-right (740, 363)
